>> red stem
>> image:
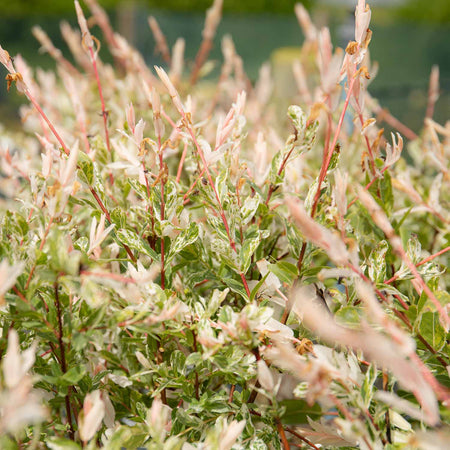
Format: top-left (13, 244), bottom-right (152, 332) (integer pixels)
top-left (183, 168), bottom-right (206, 202)
top-left (276, 418), bottom-right (290, 450)
top-left (384, 246), bottom-right (450, 285)
top-left (396, 246), bottom-right (449, 327)
top-left (158, 138), bottom-right (166, 290)
top-left (54, 282), bottom-right (75, 440)
top-left (265, 142), bottom-right (296, 206)
top-left (27, 91), bottom-right (70, 156)
top-left (88, 45), bottom-right (111, 153)
top-left (285, 427), bottom-right (321, 450)
top-left (311, 75), bottom-right (357, 218)
top-left (176, 141), bottom-right (188, 183)
top-left (180, 113), bottom-right (251, 297)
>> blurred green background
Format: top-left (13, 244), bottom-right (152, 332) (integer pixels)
top-left (0, 0), bottom-right (449, 132)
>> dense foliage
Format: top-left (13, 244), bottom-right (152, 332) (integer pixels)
top-left (0, 0), bottom-right (448, 448)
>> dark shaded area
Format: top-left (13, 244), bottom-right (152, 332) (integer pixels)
top-left (0, 0), bottom-right (313, 16)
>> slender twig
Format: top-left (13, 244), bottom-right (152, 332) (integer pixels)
top-left (348, 263), bottom-right (450, 399)
top-left (183, 168), bottom-right (206, 202)
top-left (158, 136), bottom-right (166, 290)
top-left (297, 241), bottom-right (307, 274)
top-left (276, 418), bottom-right (290, 450)
top-left (85, 0), bottom-right (124, 68)
top-left (347, 166), bottom-right (388, 208)
top-left (285, 426), bottom-right (321, 450)
top-left (176, 141), bottom-right (188, 183)
top-left (228, 385), bottom-right (236, 403)
top-left (310, 74), bottom-right (357, 219)
top-left (265, 141), bottom-right (296, 206)
top-left (10, 63), bottom-right (136, 270)
top-left (87, 45), bottom-right (111, 153)
top-left (80, 270), bottom-right (137, 284)
top-left (27, 91), bottom-right (70, 156)
top-left (192, 329), bottom-right (200, 401)
top-left (384, 246), bottom-right (450, 285)
top-left (177, 111), bottom-right (251, 296)
top-left (54, 282), bottom-right (75, 440)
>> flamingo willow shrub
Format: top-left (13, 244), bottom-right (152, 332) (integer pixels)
top-left (0, 0), bottom-right (449, 448)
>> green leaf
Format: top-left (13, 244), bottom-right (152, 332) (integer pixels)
top-left (268, 150), bottom-right (284, 186)
top-left (279, 399), bottom-right (321, 424)
top-left (335, 306), bottom-right (363, 328)
top-left (111, 207), bottom-right (127, 228)
top-left (215, 169), bottom-right (229, 204)
top-left (380, 170), bottom-right (394, 214)
top-left (116, 228), bottom-right (159, 261)
top-left (47, 437), bottom-right (82, 450)
top-left (78, 153), bottom-right (94, 185)
top-left (367, 240), bottom-right (389, 283)
top-left (419, 311), bottom-right (446, 351)
top-left (74, 236), bottom-right (89, 253)
top-left (240, 196), bottom-right (260, 225)
top-left (205, 288), bottom-right (229, 317)
top-left (167, 222), bottom-right (199, 263)
top-left (287, 105), bottom-right (306, 133)
top-left (211, 238), bottom-right (239, 270)
top-left (222, 278), bottom-right (249, 300)
top-left (361, 363), bottom-right (378, 407)
top-left (128, 178), bottom-right (148, 200)
top-left (240, 231), bottom-right (261, 273)
top-left (60, 366), bottom-right (86, 385)
top-left (250, 272), bottom-right (270, 302)
top-left (82, 304), bottom-right (107, 329)
top-left (285, 220), bottom-right (303, 258)
top-left (268, 261), bottom-right (298, 285)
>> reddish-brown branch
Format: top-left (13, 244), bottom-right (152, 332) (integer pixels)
top-left (176, 141), bottom-right (189, 183)
top-left (265, 142), bottom-right (296, 206)
top-left (27, 91), bottom-right (70, 156)
top-left (80, 270), bottom-right (136, 284)
top-left (384, 246), bottom-right (450, 285)
top-left (311, 75), bottom-right (357, 219)
top-left (87, 45), bottom-right (111, 153)
top-left (54, 282), bottom-right (75, 440)
top-left (183, 169), bottom-right (205, 202)
top-left (276, 418), bottom-right (290, 450)
top-left (228, 385), bottom-right (236, 403)
top-left (347, 167), bottom-right (388, 208)
top-left (192, 329), bottom-right (200, 401)
top-left (285, 426), bottom-right (321, 450)
top-left (158, 140), bottom-right (166, 290)
top-left (180, 114), bottom-right (251, 297)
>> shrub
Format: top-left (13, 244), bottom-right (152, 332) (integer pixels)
top-left (0, 0), bottom-right (448, 448)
